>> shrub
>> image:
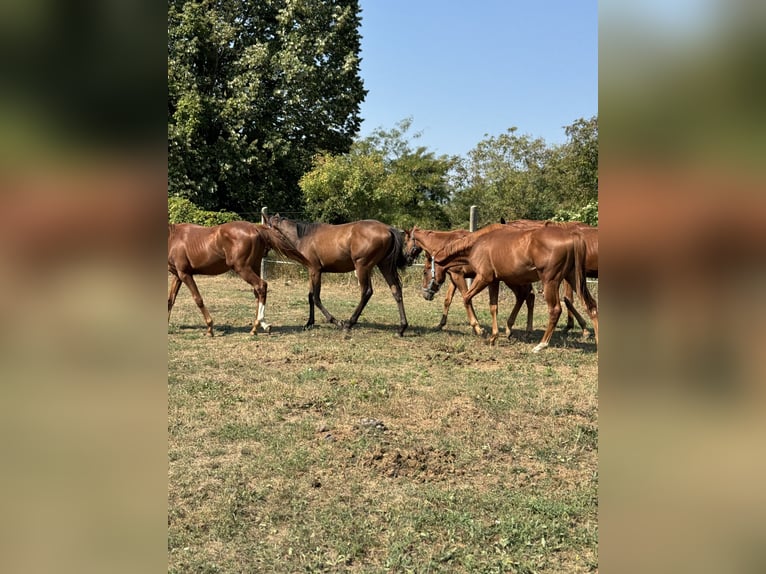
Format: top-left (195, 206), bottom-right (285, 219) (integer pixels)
top-left (168, 196), bottom-right (240, 225)
top-left (552, 200), bottom-right (598, 227)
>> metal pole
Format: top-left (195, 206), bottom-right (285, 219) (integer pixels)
top-left (260, 207), bottom-right (268, 280)
top-left (467, 205), bottom-right (477, 287)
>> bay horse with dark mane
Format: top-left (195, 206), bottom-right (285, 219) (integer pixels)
top-left (168, 221), bottom-right (302, 336)
top-left (432, 223), bottom-right (598, 352)
top-left (266, 214), bottom-right (409, 336)
top-left (404, 225), bottom-right (535, 338)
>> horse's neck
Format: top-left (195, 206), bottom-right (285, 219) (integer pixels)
top-left (440, 232), bottom-right (480, 259)
top-left (280, 224), bottom-right (305, 249)
top-left (418, 230), bottom-right (465, 254)
top-left (474, 223), bottom-right (505, 236)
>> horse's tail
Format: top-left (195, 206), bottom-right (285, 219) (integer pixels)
top-left (260, 224), bottom-right (311, 267)
top-left (572, 230), bottom-right (597, 311)
top-left (385, 228), bottom-right (409, 275)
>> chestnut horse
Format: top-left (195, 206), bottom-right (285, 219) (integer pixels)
top-left (168, 221), bottom-right (302, 336)
top-left (557, 225), bottom-right (597, 331)
top-left (432, 223), bottom-right (598, 352)
top-left (266, 215), bottom-right (409, 336)
top-left (500, 218), bottom-right (598, 334)
top-left (404, 226), bottom-right (535, 338)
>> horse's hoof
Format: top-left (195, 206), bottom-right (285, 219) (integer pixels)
top-left (303, 323), bottom-right (314, 331)
top-left (582, 329), bottom-right (591, 339)
top-left (532, 342), bottom-right (548, 353)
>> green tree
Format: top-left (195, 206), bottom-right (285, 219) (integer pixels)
top-left (168, 0), bottom-right (366, 214)
top-left (448, 128), bottom-right (555, 226)
top-left (300, 118), bottom-right (456, 228)
top-left (548, 116), bottom-right (598, 211)
top-left (448, 118), bottom-right (598, 226)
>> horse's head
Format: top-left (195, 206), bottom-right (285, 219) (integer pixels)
top-left (421, 252), bottom-right (445, 301)
top-left (403, 227), bottom-right (423, 265)
top-left (265, 213), bottom-right (282, 229)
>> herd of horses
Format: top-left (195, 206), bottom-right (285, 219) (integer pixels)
top-left (168, 215), bottom-right (598, 352)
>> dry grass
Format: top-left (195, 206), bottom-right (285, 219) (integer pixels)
top-left (168, 267), bottom-right (598, 573)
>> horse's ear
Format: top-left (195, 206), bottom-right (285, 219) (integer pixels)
top-left (500, 217), bottom-right (506, 224)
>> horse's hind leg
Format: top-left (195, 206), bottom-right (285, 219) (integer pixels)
top-left (439, 281), bottom-right (457, 329)
top-left (524, 287), bottom-right (535, 334)
top-left (506, 284), bottom-right (534, 340)
top-left (562, 281), bottom-right (589, 337)
top-left (578, 284), bottom-right (599, 347)
top-left (461, 275), bottom-right (491, 341)
top-left (179, 272), bottom-right (214, 336)
top-left (344, 266), bottom-right (375, 332)
top-left (562, 297), bottom-right (590, 339)
top-left (379, 265), bottom-right (408, 336)
top-left (168, 274), bottom-right (182, 324)
top-left (533, 280), bottom-right (563, 353)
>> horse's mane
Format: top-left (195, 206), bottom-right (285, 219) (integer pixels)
top-left (291, 220), bottom-right (324, 238)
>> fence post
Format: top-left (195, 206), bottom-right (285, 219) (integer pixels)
top-left (260, 207), bottom-right (268, 279)
top-left (467, 205), bottom-right (477, 287)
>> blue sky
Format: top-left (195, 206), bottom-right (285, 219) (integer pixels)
top-left (357, 0), bottom-right (597, 158)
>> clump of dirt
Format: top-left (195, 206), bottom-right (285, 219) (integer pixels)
top-left (363, 445), bottom-right (459, 481)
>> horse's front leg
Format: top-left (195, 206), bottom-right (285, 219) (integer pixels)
top-left (379, 263), bottom-right (408, 337)
top-left (438, 280), bottom-right (457, 329)
top-left (461, 275), bottom-right (490, 340)
top-left (251, 278), bottom-right (270, 335)
top-left (168, 274), bottom-right (182, 324)
top-left (235, 266), bottom-right (271, 335)
top-left (506, 283), bottom-right (535, 340)
top-left (488, 281), bottom-right (500, 346)
top-left (453, 273), bottom-right (483, 336)
top-left (308, 269), bottom-right (339, 328)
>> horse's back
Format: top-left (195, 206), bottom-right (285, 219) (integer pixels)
top-left (169, 221), bottom-right (263, 275)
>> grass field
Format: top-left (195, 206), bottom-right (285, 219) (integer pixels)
top-left (168, 264), bottom-right (598, 573)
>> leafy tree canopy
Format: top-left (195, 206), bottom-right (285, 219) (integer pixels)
top-left (448, 117), bottom-right (598, 227)
top-left (168, 0), bottom-right (366, 214)
top-left (300, 118), bottom-right (456, 228)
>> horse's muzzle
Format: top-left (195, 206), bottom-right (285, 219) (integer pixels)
top-left (422, 288), bottom-right (436, 301)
